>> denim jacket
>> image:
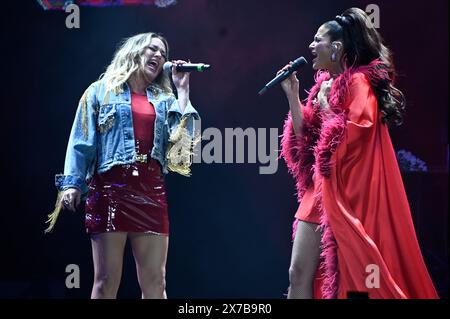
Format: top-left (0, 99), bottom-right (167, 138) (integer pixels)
top-left (55, 80), bottom-right (200, 194)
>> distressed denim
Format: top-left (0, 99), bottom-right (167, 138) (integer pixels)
top-left (55, 81), bottom-right (200, 194)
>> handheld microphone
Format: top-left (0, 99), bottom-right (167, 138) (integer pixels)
top-left (258, 57), bottom-right (308, 95)
top-left (163, 61), bottom-right (211, 73)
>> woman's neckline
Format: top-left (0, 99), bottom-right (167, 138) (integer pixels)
top-left (131, 91), bottom-right (147, 96)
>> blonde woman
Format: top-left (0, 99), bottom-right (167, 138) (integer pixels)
top-left (50, 32), bottom-right (200, 298)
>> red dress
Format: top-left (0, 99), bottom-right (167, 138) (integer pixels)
top-left (85, 93), bottom-right (169, 235)
top-left (281, 61), bottom-right (438, 298)
top-left (320, 74), bottom-right (437, 298)
top-left (294, 181), bottom-right (321, 224)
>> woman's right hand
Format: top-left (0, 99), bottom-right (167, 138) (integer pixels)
top-left (278, 62), bottom-right (300, 98)
top-left (61, 188), bottom-right (81, 212)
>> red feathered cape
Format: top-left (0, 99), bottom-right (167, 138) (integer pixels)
top-left (281, 60), bottom-right (439, 299)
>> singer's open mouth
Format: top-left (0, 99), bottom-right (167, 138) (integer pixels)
top-left (147, 60), bottom-right (159, 71)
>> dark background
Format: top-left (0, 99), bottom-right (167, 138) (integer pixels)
top-left (0, 0), bottom-right (448, 298)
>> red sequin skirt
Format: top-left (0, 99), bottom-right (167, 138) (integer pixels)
top-left (85, 159), bottom-right (169, 235)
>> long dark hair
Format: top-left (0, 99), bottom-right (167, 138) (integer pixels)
top-left (323, 8), bottom-right (405, 126)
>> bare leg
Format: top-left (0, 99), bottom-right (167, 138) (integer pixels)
top-left (90, 232), bottom-right (127, 299)
top-left (288, 221), bottom-right (322, 299)
top-left (129, 233), bottom-right (169, 299)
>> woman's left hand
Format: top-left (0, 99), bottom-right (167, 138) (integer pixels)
top-left (318, 79), bottom-right (333, 109)
top-left (171, 59), bottom-right (190, 93)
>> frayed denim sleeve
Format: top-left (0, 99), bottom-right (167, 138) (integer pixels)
top-left (167, 95), bottom-right (201, 138)
top-left (55, 82), bottom-right (99, 194)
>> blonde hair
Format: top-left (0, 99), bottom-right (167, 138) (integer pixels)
top-left (99, 32), bottom-right (172, 94)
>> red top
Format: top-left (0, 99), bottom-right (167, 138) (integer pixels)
top-left (131, 93), bottom-right (156, 154)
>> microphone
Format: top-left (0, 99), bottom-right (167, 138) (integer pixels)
top-left (163, 61), bottom-right (211, 73)
top-left (258, 57), bottom-right (308, 95)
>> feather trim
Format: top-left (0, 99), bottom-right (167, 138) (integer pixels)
top-left (44, 191), bottom-right (63, 233)
top-left (166, 117), bottom-right (201, 177)
top-left (315, 178), bottom-right (339, 299)
top-left (313, 111), bottom-right (347, 178)
top-left (280, 109), bottom-right (317, 200)
top-left (292, 218), bottom-right (299, 242)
